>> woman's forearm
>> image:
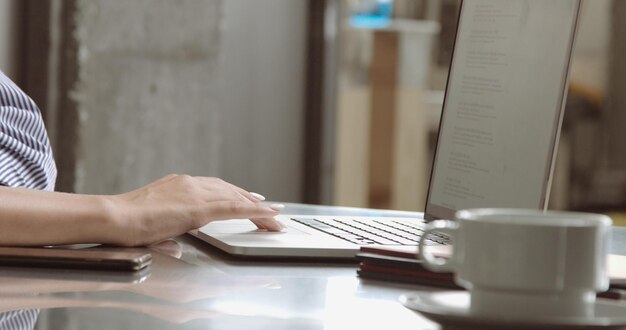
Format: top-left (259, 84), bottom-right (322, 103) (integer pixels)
top-left (0, 186), bottom-right (119, 246)
top-left (0, 175), bottom-right (283, 247)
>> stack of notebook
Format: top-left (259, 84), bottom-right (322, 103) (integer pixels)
top-left (355, 245), bottom-right (461, 289)
top-left (356, 245), bottom-right (626, 300)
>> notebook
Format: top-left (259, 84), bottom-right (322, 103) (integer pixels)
top-left (190, 0), bottom-right (582, 258)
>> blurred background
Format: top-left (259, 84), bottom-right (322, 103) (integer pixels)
top-left (0, 0), bottom-right (624, 224)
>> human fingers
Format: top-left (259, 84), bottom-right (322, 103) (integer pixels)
top-left (200, 201), bottom-right (282, 224)
top-left (228, 184), bottom-right (265, 203)
top-left (250, 203), bottom-right (285, 231)
top-left (249, 192), bottom-right (266, 202)
top-left (233, 190), bottom-right (265, 206)
top-left (250, 217), bottom-right (284, 232)
top-left (228, 190), bottom-right (270, 228)
top-left (176, 176), bottom-right (249, 203)
top-left (149, 240), bottom-right (183, 259)
top-left (196, 177), bottom-right (265, 203)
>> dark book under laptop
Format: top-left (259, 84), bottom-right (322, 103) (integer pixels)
top-left (354, 245), bottom-right (626, 297)
top-left (190, 0), bottom-right (582, 259)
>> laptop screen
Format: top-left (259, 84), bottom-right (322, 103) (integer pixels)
top-left (425, 0), bottom-right (581, 220)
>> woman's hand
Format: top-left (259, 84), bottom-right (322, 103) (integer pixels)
top-left (106, 174), bottom-right (284, 247)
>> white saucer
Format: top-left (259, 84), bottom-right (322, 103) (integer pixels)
top-left (400, 291), bottom-right (626, 330)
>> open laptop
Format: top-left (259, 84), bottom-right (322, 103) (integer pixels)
top-left (190, 0), bottom-right (582, 258)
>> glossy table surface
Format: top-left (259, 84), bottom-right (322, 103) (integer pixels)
top-left (2, 203), bottom-right (625, 330)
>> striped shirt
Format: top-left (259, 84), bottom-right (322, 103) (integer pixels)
top-left (0, 71), bottom-right (56, 191)
top-left (0, 71), bottom-right (56, 328)
top-left (0, 310), bottom-right (38, 330)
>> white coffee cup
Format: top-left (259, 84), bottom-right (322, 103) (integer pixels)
top-left (418, 208), bottom-right (612, 317)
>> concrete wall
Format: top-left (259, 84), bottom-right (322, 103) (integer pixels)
top-left (0, 0), bottom-right (21, 80)
top-left (70, 0), bottom-right (306, 202)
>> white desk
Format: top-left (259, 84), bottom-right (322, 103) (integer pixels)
top-left (2, 203), bottom-right (624, 329)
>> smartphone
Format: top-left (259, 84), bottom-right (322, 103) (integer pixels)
top-left (0, 247), bottom-right (152, 271)
top-left (0, 264), bottom-right (151, 283)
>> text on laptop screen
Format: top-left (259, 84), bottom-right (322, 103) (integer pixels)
top-left (426, 0), bottom-right (580, 219)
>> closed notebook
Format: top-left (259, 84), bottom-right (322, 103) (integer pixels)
top-left (356, 252), bottom-right (460, 289)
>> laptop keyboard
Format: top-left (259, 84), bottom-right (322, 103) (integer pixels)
top-left (290, 217), bottom-right (449, 246)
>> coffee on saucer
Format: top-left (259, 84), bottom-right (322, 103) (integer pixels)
top-left (418, 208), bottom-right (612, 318)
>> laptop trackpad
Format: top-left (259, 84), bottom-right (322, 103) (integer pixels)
top-left (204, 221), bottom-right (310, 235)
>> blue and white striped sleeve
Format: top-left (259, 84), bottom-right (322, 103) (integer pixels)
top-left (0, 309), bottom-right (38, 330)
top-left (0, 71), bottom-right (56, 192)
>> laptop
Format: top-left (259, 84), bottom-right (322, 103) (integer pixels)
top-left (190, 0), bottom-right (582, 258)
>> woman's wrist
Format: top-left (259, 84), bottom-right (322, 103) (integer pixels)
top-left (96, 195), bottom-right (132, 246)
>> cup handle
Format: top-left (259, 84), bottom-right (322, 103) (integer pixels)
top-left (419, 220), bottom-right (458, 272)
